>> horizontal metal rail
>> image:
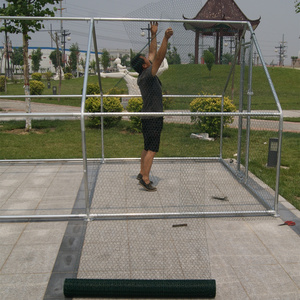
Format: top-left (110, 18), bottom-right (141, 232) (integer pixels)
top-left (0, 94), bottom-right (222, 99)
top-left (0, 15), bottom-right (251, 26)
top-left (89, 210), bottom-right (276, 220)
top-left (0, 214), bottom-right (87, 223)
top-left (0, 210), bottom-right (275, 223)
top-left (0, 111), bottom-right (282, 118)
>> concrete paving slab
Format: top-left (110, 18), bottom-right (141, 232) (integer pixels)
top-left (36, 197), bottom-right (76, 215)
top-left (17, 222), bottom-right (67, 245)
top-left (1, 243), bottom-right (59, 274)
top-left (0, 273), bottom-right (51, 300)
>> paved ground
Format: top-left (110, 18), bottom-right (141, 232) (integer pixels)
top-left (0, 161), bottom-right (299, 300)
top-left (0, 99), bottom-right (300, 133)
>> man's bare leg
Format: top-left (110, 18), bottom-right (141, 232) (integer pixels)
top-left (141, 150), bottom-right (156, 184)
top-left (140, 149), bottom-right (147, 177)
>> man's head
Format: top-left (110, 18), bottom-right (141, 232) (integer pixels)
top-left (131, 54), bottom-right (151, 74)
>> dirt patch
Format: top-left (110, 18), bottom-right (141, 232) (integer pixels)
top-left (4, 128), bottom-right (55, 135)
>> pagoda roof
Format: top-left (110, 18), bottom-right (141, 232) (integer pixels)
top-left (183, 0), bottom-right (260, 33)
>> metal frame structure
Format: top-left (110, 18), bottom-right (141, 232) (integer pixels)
top-left (0, 17), bottom-right (283, 222)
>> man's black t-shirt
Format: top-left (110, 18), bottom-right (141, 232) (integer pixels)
top-left (137, 66), bottom-right (163, 119)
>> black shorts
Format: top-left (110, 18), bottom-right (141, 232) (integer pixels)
top-left (141, 117), bottom-right (163, 153)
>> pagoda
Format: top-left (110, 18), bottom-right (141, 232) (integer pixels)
top-left (183, 0), bottom-right (260, 64)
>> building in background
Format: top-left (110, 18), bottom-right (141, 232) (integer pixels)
top-left (0, 46), bottom-right (131, 75)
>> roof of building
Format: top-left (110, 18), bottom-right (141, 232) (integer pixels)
top-left (183, 0), bottom-right (260, 34)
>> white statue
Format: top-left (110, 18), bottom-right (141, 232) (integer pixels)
top-left (101, 57), bottom-right (169, 95)
top-left (53, 66), bottom-right (64, 80)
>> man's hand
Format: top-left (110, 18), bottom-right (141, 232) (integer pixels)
top-left (150, 21), bottom-right (158, 36)
top-left (165, 27), bottom-right (173, 40)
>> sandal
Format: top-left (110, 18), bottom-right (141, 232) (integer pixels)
top-left (137, 173), bottom-right (153, 184)
top-left (139, 178), bottom-right (157, 192)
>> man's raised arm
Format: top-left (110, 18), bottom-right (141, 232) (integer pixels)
top-left (151, 27), bottom-right (173, 76)
top-left (148, 21), bottom-right (158, 63)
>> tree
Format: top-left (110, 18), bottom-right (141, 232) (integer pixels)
top-left (89, 59), bottom-right (96, 74)
top-left (207, 47), bottom-right (215, 57)
top-left (31, 47), bottom-right (43, 72)
top-left (12, 47), bottom-right (23, 71)
top-left (120, 54), bottom-right (130, 67)
top-left (222, 53), bottom-right (234, 65)
top-left (291, 56), bottom-right (298, 68)
top-left (101, 49), bottom-right (110, 71)
top-left (188, 53), bottom-right (195, 64)
top-left (49, 49), bottom-right (62, 69)
top-left (0, 0), bottom-right (60, 131)
top-left (69, 43), bottom-right (79, 75)
top-left (203, 50), bottom-right (214, 74)
top-left (295, 1), bottom-right (300, 13)
top-left (166, 43), bottom-right (181, 64)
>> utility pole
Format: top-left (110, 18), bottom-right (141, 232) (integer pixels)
top-left (57, 0), bottom-right (66, 64)
top-left (50, 24), bottom-right (53, 48)
top-left (275, 34), bottom-right (287, 67)
top-left (48, 31), bottom-right (62, 101)
top-left (60, 0), bottom-right (63, 46)
top-left (62, 30), bottom-right (71, 67)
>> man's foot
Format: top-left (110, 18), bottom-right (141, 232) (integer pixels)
top-left (137, 173), bottom-right (153, 184)
top-left (139, 178), bottom-right (157, 192)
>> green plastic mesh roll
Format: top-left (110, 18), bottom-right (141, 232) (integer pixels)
top-left (64, 278), bottom-right (216, 298)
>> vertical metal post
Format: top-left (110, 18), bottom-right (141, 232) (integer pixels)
top-left (92, 21), bottom-right (105, 160)
top-left (237, 37), bottom-right (245, 172)
top-left (219, 95), bottom-right (224, 159)
top-left (250, 24), bottom-right (283, 215)
top-left (80, 19), bottom-right (95, 219)
top-left (221, 27), bottom-right (247, 162)
top-left (274, 116), bottom-right (283, 215)
top-left (245, 35), bottom-right (254, 179)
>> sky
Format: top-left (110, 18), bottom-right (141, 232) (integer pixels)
top-left (0, 0), bottom-right (299, 65)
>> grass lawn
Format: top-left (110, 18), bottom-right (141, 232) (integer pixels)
top-left (0, 119), bottom-right (299, 211)
top-left (2, 65), bottom-right (299, 110)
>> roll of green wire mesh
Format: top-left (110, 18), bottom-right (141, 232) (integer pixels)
top-left (64, 278), bottom-right (216, 298)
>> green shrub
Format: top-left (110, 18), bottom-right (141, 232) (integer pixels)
top-left (64, 73), bottom-right (73, 80)
top-left (83, 83), bottom-right (100, 95)
top-left (106, 87), bottom-right (127, 95)
top-left (127, 97), bottom-right (143, 132)
top-left (106, 87), bottom-right (127, 104)
top-left (29, 80), bottom-right (45, 95)
top-left (190, 95), bottom-right (236, 137)
top-left (162, 90), bottom-right (173, 110)
top-left (203, 50), bottom-right (214, 73)
top-left (85, 96), bottom-right (123, 128)
top-left (43, 71), bottom-right (52, 81)
top-left (31, 72), bottom-right (42, 81)
top-left (0, 76), bottom-right (6, 92)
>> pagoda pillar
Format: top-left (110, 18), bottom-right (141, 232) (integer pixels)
top-left (195, 30), bottom-right (200, 64)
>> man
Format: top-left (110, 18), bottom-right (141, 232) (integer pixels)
top-left (131, 22), bottom-right (173, 191)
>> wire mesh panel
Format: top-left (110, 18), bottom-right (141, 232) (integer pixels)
top-left (87, 159), bottom-right (275, 218)
top-left (85, 14), bottom-right (282, 216)
top-left (77, 217), bottom-right (211, 281)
